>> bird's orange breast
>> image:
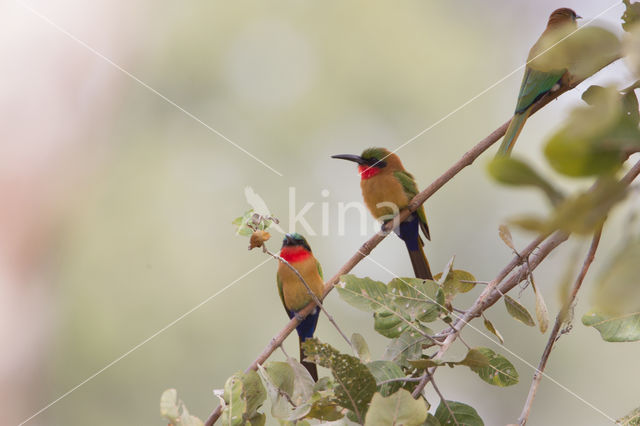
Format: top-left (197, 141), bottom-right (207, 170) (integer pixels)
top-left (278, 256), bottom-right (324, 312)
top-left (360, 172), bottom-right (410, 220)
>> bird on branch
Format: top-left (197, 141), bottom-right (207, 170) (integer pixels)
top-left (497, 7), bottom-right (581, 156)
top-left (277, 233), bottom-right (324, 381)
top-left (332, 147), bottom-right (433, 280)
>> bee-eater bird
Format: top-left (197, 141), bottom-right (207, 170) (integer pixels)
top-left (332, 148), bottom-right (433, 280)
top-left (497, 8), bottom-right (581, 156)
top-left (277, 233), bottom-right (324, 381)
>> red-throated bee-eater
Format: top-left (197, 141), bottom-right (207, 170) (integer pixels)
top-left (277, 233), bottom-right (324, 381)
top-left (332, 148), bottom-right (433, 280)
top-left (497, 7), bottom-right (581, 156)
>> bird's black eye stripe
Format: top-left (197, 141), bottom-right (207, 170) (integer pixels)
top-left (368, 158), bottom-right (387, 168)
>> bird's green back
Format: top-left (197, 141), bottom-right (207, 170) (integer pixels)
top-left (515, 67), bottom-right (565, 114)
top-left (393, 170), bottom-right (430, 239)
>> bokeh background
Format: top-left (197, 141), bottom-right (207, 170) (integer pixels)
top-left (2, 0), bottom-right (639, 425)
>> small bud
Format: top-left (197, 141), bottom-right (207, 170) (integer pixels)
top-left (249, 230), bottom-right (271, 250)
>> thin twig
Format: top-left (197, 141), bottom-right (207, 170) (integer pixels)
top-left (263, 246), bottom-right (353, 349)
top-left (375, 377), bottom-right (424, 386)
top-left (427, 372), bottom-right (459, 426)
top-left (204, 56), bottom-right (621, 426)
top-left (517, 226), bottom-right (603, 426)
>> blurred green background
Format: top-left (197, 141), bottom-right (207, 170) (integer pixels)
top-left (2, 1), bottom-right (639, 425)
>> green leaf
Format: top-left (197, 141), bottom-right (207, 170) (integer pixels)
top-left (482, 316), bottom-right (505, 344)
top-left (387, 278), bottom-right (444, 322)
top-left (305, 378), bottom-right (344, 422)
top-left (302, 339), bottom-right (377, 423)
top-left (504, 295), bottom-right (535, 327)
top-left (364, 389), bottom-right (428, 426)
top-left (531, 26), bottom-right (621, 80)
top-left (221, 371), bottom-right (267, 425)
top-left (438, 269), bottom-right (477, 295)
top-left (351, 333), bottom-right (371, 363)
top-left (617, 405), bottom-right (640, 425)
top-left (257, 362), bottom-right (312, 421)
top-left (337, 275), bottom-right (443, 338)
top-left (384, 330), bottom-right (430, 368)
top-left (623, 0), bottom-right (640, 32)
top-left (221, 373), bottom-right (246, 426)
top-left (337, 275), bottom-right (390, 313)
top-left (583, 238), bottom-right (640, 342)
top-left (582, 311), bottom-right (640, 342)
top-left (499, 224), bottom-right (517, 252)
top-left (180, 406), bottom-right (204, 426)
top-left (545, 85), bottom-right (640, 177)
top-left (530, 276), bottom-right (550, 333)
top-left (625, 25), bottom-right (640, 78)
top-left (458, 349), bottom-right (491, 369)
top-left (512, 178), bottom-right (628, 235)
top-left (465, 348), bottom-right (519, 387)
top-left (592, 238), bottom-right (640, 317)
top-left (434, 400), bottom-right (484, 426)
top-left (367, 360), bottom-right (406, 397)
top-left (488, 157), bottom-right (563, 205)
top-left (424, 413), bottom-right (443, 426)
top-left (160, 389), bottom-right (180, 422)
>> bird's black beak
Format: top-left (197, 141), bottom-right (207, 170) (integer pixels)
top-left (575, 14), bottom-right (582, 20)
top-left (331, 154), bottom-right (367, 165)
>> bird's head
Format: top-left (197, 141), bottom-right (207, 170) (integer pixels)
top-left (332, 147), bottom-right (401, 179)
top-left (281, 233), bottom-right (313, 262)
top-left (548, 8), bottom-right (581, 27)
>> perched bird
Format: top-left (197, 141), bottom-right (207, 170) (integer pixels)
top-left (332, 148), bottom-right (433, 280)
top-left (277, 233), bottom-right (324, 381)
top-left (497, 8), bottom-right (581, 156)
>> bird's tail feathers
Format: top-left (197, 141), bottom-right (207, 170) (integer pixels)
top-left (407, 241), bottom-right (433, 280)
top-left (299, 335), bottom-right (318, 381)
top-left (497, 110), bottom-right (532, 156)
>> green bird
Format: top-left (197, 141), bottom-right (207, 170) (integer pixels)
top-left (332, 148), bottom-right (433, 280)
top-left (497, 8), bottom-right (581, 156)
top-left (277, 233), bottom-right (324, 381)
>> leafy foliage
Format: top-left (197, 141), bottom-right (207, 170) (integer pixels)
top-left (531, 26), bottom-right (621, 80)
top-left (160, 389), bottom-right (204, 426)
top-left (623, 0), bottom-right (640, 32)
top-left (583, 238), bottom-right (640, 342)
top-left (504, 295), bottom-right (536, 327)
top-left (488, 156), bottom-right (563, 205)
top-left (618, 406), bottom-right (640, 425)
top-left (302, 339), bottom-right (377, 423)
top-left (466, 348), bottom-right (519, 387)
top-left (434, 400), bottom-right (484, 426)
top-left (364, 389), bottom-right (428, 426)
top-left (220, 371), bottom-right (267, 426)
top-left (545, 86), bottom-right (640, 177)
top-left (337, 275), bottom-right (444, 338)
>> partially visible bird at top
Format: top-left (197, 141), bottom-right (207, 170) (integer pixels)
top-left (497, 8), bottom-right (581, 157)
top-left (276, 233), bottom-right (324, 381)
top-left (332, 148), bottom-right (433, 280)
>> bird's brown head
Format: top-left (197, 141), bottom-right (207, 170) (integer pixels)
top-left (548, 8), bottom-right (581, 27)
top-left (332, 147), bottom-right (403, 179)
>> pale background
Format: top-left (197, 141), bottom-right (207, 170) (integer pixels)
top-left (1, 1), bottom-right (638, 425)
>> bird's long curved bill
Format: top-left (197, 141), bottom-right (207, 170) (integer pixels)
top-left (331, 154), bottom-right (367, 165)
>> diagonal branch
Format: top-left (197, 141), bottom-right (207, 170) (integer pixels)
top-left (204, 56), bottom-right (621, 426)
top-left (517, 225), bottom-right (603, 426)
top-left (411, 159), bottom-right (640, 399)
